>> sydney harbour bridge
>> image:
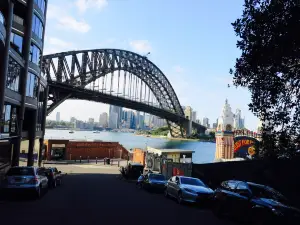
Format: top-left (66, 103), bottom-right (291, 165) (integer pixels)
top-left (41, 49), bottom-right (206, 137)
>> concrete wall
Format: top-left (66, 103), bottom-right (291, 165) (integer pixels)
top-left (192, 157), bottom-right (300, 207)
top-left (132, 148), bottom-right (145, 166)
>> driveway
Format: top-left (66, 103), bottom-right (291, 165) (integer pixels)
top-left (0, 165), bottom-right (234, 225)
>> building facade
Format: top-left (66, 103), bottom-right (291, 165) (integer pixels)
top-left (99, 112), bottom-right (108, 128)
top-left (0, 0), bottom-right (48, 168)
top-left (108, 105), bottom-right (122, 129)
top-left (202, 117), bottom-right (209, 128)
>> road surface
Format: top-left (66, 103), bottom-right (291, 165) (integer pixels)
top-left (0, 164), bottom-right (234, 225)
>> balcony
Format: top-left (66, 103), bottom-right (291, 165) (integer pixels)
top-left (0, 11), bottom-right (6, 46)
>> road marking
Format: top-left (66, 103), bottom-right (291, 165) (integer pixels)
top-left (73, 165), bottom-right (117, 169)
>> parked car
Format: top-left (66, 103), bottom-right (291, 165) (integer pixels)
top-left (213, 180), bottom-right (300, 224)
top-left (42, 167), bottom-right (63, 188)
top-left (120, 163), bottom-right (144, 180)
top-left (164, 176), bottom-right (214, 204)
top-left (138, 173), bottom-right (166, 192)
top-left (1, 166), bottom-right (48, 199)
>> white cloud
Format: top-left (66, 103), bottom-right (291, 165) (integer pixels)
top-left (46, 4), bottom-right (91, 33)
top-left (43, 37), bottom-right (75, 55)
top-left (172, 65), bottom-right (184, 73)
top-left (129, 40), bottom-right (152, 54)
top-left (48, 37), bottom-right (74, 48)
top-left (75, 0), bottom-right (108, 14)
top-left (57, 16), bottom-right (91, 33)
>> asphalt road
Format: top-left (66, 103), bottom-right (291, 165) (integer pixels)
top-left (0, 164), bottom-right (235, 225)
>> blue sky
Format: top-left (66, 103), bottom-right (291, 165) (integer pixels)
top-left (45, 0), bottom-right (259, 130)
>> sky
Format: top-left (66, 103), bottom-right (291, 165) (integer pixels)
top-left (45, 0), bottom-right (259, 130)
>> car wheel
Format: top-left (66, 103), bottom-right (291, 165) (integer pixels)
top-left (177, 191), bottom-right (183, 204)
top-left (164, 189), bottom-right (169, 198)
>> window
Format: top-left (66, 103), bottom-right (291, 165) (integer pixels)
top-left (0, 11), bottom-right (5, 24)
top-left (13, 14), bottom-right (24, 25)
top-left (222, 181), bottom-right (237, 190)
top-left (29, 43), bottom-right (41, 65)
top-left (10, 32), bottom-right (23, 54)
top-left (10, 107), bottom-right (17, 134)
top-left (26, 72), bottom-right (39, 98)
top-left (34, 0), bottom-right (46, 15)
top-left (32, 14), bottom-right (43, 39)
top-left (236, 182), bottom-right (248, 190)
top-left (36, 84), bottom-right (45, 131)
top-left (6, 56), bottom-right (21, 92)
top-left (3, 105), bottom-right (11, 133)
top-left (180, 177), bottom-right (206, 187)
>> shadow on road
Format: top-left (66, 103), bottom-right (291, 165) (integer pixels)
top-left (0, 173), bottom-right (235, 225)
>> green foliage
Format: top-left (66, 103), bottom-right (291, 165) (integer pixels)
top-left (46, 120), bottom-right (74, 128)
top-left (231, 0), bottom-right (300, 158)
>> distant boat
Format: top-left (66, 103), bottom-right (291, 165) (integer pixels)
top-left (93, 131), bottom-right (100, 133)
top-left (69, 130), bottom-right (74, 134)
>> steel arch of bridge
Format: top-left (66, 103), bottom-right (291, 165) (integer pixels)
top-left (42, 49), bottom-right (197, 137)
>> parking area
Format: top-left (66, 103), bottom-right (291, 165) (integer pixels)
top-left (0, 164), bottom-right (234, 225)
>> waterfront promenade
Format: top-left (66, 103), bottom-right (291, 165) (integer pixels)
top-left (0, 164), bottom-right (233, 225)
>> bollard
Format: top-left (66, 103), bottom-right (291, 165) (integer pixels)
top-left (75, 157), bottom-right (76, 162)
top-left (118, 159), bottom-right (120, 167)
top-left (111, 159), bottom-right (113, 166)
top-left (88, 156), bottom-right (89, 163)
top-left (96, 157), bottom-right (98, 164)
top-left (80, 156), bottom-right (82, 163)
top-left (70, 154), bottom-right (72, 160)
top-left (104, 158), bottom-right (106, 165)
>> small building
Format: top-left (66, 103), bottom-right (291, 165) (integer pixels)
top-left (44, 139), bottom-right (129, 161)
top-left (146, 147), bottom-right (194, 163)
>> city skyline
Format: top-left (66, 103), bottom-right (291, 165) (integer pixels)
top-left (44, 0), bottom-right (258, 131)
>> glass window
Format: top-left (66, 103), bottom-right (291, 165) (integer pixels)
top-left (180, 177), bottom-right (206, 187)
top-left (3, 105), bottom-right (11, 133)
top-left (29, 43), bottom-right (41, 65)
top-left (6, 56), bottom-right (21, 92)
top-left (32, 14), bottom-right (43, 39)
top-left (0, 11), bottom-right (4, 24)
top-left (10, 32), bottom-right (23, 54)
top-left (34, 0), bottom-right (46, 15)
top-left (7, 167), bottom-right (35, 176)
top-left (26, 72), bottom-right (39, 98)
top-left (10, 107), bottom-right (17, 133)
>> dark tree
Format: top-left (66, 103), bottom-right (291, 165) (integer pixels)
top-left (230, 0), bottom-right (300, 158)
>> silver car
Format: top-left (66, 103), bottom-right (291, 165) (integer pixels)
top-left (164, 176), bottom-right (214, 204)
top-left (2, 166), bottom-right (49, 198)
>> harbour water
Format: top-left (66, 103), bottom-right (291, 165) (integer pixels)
top-left (45, 129), bottom-right (216, 164)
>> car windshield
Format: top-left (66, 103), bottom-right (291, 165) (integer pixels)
top-left (7, 167), bottom-right (34, 176)
top-left (249, 184), bottom-right (288, 203)
top-left (149, 174), bottom-right (165, 181)
top-left (180, 177), bottom-right (206, 187)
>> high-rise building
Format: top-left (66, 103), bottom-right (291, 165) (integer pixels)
top-left (233, 109), bottom-right (245, 129)
top-left (203, 117), bottom-right (209, 128)
top-left (0, 0), bottom-right (48, 166)
top-left (70, 117), bottom-right (76, 123)
top-left (184, 106), bottom-right (193, 120)
top-left (99, 112), bottom-right (108, 128)
top-left (192, 111), bottom-right (197, 122)
top-left (109, 105), bottom-right (122, 129)
top-left (88, 118), bottom-right (94, 124)
top-left (56, 112), bottom-right (61, 122)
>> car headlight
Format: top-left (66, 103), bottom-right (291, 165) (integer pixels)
top-left (184, 188), bottom-right (197, 194)
top-left (272, 208), bottom-right (284, 216)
